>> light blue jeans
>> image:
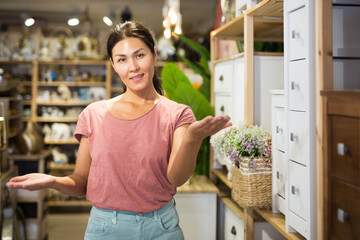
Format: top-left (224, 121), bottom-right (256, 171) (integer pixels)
top-left (84, 199), bottom-right (184, 240)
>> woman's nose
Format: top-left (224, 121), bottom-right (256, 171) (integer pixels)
top-left (128, 59), bottom-right (139, 72)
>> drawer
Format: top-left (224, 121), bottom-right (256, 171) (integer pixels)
top-left (274, 150), bottom-right (286, 198)
top-left (214, 61), bottom-right (233, 93)
top-left (330, 178), bottom-right (360, 240)
top-left (286, 0), bottom-right (306, 13)
top-left (289, 160), bottom-right (309, 222)
top-left (272, 93), bottom-right (285, 108)
top-left (330, 115), bottom-right (360, 186)
top-left (224, 204), bottom-right (244, 240)
top-left (288, 60), bottom-right (309, 111)
top-left (288, 111), bottom-right (310, 166)
top-left (273, 106), bottom-right (286, 152)
top-left (289, 7), bottom-right (307, 61)
top-left (215, 94), bottom-right (233, 118)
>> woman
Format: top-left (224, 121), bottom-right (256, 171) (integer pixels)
top-left (7, 21), bottom-right (231, 240)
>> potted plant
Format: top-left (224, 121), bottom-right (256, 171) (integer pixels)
top-left (211, 123), bottom-right (272, 208)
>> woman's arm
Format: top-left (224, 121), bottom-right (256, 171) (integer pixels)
top-left (167, 115), bottom-right (231, 187)
top-left (7, 136), bottom-right (91, 197)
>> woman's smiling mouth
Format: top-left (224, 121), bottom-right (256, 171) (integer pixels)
top-left (130, 74), bottom-right (144, 82)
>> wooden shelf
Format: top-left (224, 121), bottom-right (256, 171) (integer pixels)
top-left (212, 0), bottom-right (283, 42)
top-left (212, 168), bottom-right (232, 189)
top-left (254, 209), bottom-right (306, 240)
top-left (37, 81), bottom-right (106, 87)
top-left (47, 200), bottom-right (92, 207)
top-left (0, 60), bottom-right (32, 64)
top-left (8, 150), bottom-right (51, 160)
top-left (48, 163), bottom-right (75, 171)
top-left (222, 197), bottom-right (245, 221)
top-left (36, 117), bottom-right (78, 122)
top-left (246, 0), bottom-right (283, 17)
top-left (36, 101), bottom-right (92, 106)
top-left (21, 81), bottom-right (33, 86)
top-left (45, 140), bottom-right (78, 145)
top-left (37, 59), bottom-right (107, 65)
top-left (177, 175), bottom-right (219, 193)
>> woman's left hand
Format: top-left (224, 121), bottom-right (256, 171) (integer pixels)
top-left (187, 115), bottom-right (232, 142)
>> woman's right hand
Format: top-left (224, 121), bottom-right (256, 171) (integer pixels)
top-left (6, 173), bottom-right (55, 191)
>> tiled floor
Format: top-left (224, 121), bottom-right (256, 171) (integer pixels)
top-left (47, 213), bottom-right (89, 240)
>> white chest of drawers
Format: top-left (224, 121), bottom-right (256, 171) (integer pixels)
top-left (213, 55), bottom-right (284, 132)
top-left (271, 90), bottom-right (286, 215)
top-left (283, 0), bottom-right (317, 239)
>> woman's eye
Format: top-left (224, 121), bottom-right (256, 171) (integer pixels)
top-left (118, 58), bottom-right (126, 63)
top-left (136, 53), bottom-right (144, 58)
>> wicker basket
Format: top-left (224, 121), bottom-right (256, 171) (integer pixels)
top-left (231, 156), bottom-right (272, 208)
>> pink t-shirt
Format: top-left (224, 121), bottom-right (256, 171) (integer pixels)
top-left (74, 97), bottom-right (196, 213)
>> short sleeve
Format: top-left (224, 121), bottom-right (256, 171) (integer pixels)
top-left (175, 105), bottom-right (196, 129)
top-left (74, 107), bottom-right (91, 142)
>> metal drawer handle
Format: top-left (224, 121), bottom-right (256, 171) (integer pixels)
top-left (291, 81), bottom-right (299, 90)
top-left (276, 126), bottom-right (283, 134)
top-left (219, 75), bottom-right (224, 81)
top-left (276, 171), bottom-right (283, 180)
top-left (220, 105), bottom-right (225, 112)
top-left (231, 226), bottom-right (237, 235)
top-left (291, 30), bottom-right (300, 39)
top-left (337, 208), bottom-right (349, 223)
top-left (337, 143), bottom-right (349, 156)
top-left (290, 133), bottom-right (298, 142)
top-left (291, 185), bottom-right (299, 195)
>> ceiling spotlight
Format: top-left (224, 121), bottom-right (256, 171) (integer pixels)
top-left (103, 16), bottom-right (113, 26)
top-left (24, 17), bottom-right (35, 27)
top-left (68, 17), bottom-right (80, 26)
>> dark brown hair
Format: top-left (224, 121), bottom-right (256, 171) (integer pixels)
top-left (107, 21), bottom-right (163, 95)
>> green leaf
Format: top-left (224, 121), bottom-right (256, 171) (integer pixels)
top-left (177, 34), bottom-right (210, 61)
top-left (161, 62), bottom-right (213, 120)
top-left (174, 53), bottom-right (210, 101)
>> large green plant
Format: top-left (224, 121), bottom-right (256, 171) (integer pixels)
top-left (161, 35), bottom-right (213, 176)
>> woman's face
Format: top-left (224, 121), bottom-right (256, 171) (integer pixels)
top-left (111, 37), bottom-right (157, 94)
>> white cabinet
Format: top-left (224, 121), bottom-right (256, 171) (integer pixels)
top-left (175, 176), bottom-right (218, 240)
top-left (271, 90), bottom-right (286, 215)
top-left (284, 0), bottom-right (317, 239)
top-left (224, 204), bottom-right (244, 240)
top-left (214, 55), bottom-right (283, 132)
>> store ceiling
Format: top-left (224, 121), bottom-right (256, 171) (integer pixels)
top-left (0, 0), bottom-right (217, 37)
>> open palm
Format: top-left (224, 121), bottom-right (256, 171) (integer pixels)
top-left (7, 173), bottom-right (54, 191)
top-left (188, 115), bottom-right (232, 141)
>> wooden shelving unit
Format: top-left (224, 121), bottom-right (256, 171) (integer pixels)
top-left (209, 1), bottom-right (305, 239)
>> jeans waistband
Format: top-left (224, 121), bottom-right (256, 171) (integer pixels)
top-left (91, 199), bottom-right (175, 220)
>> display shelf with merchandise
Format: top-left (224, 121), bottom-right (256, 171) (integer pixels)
top-left (209, 0), bottom-right (306, 239)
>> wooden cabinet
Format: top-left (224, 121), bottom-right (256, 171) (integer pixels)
top-left (321, 91), bottom-right (360, 240)
top-left (209, 1), bottom-right (307, 239)
top-left (316, 1), bottom-right (360, 239)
